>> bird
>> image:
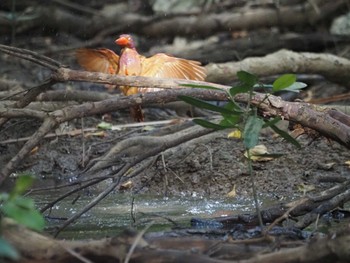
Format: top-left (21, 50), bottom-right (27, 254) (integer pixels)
top-left (76, 34), bottom-right (206, 121)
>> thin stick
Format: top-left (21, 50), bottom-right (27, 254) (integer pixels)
top-left (247, 148), bottom-right (264, 230)
top-left (124, 222), bottom-right (154, 263)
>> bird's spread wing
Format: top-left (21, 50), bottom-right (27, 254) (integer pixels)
top-left (141, 53), bottom-right (206, 90)
top-left (76, 48), bottom-right (119, 74)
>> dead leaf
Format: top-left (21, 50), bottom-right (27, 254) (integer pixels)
top-left (317, 162), bottom-right (336, 170)
top-left (297, 183), bottom-right (315, 195)
top-left (30, 146), bottom-right (39, 155)
top-left (142, 125), bottom-right (155, 132)
top-left (120, 180), bottom-right (133, 190)
top-left (345, 160), bottom-right (350, 168)
top-left (84, 131), bottom-right (107, 138)
top-left (227, 129), bottom-right (242, 139)
top-left (226, 184), bottom-right (236, 198)
top-left (97, 121), bottom-right (113, 130)
top-left (244, 145), bottom-right (274, 161)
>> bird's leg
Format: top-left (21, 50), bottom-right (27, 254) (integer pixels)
top-left (130, 105), bottom-right (144, 122)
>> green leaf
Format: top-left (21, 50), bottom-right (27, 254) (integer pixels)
top-left (220, 115), bottom-right (240, 127)
top-left (237, 71), bottom-right (258, 86)
top-left (255, 84), bottom-right (273, 90)
top-left (263, 117), bottom-right (281, 128)
top-left (2, 197), bottom-right (45, 231)
top-left (270, 124), bottom-right (301, 148)
top-left (284, 82), bottom-right (307, 92)
top-left (223, 98), bottom-right (244, 114)
top-left (13, 196), bottom-right (35, 209)
top-left (0, 237), bottom-right (19, 260)
top-left (224, 101), bottom-right (243, 112)
top-left (12, 174), bottom-right (34, 196)
top-left (178, 96), bottom-right (239, 115)
top-left (229, 83), bottom-right (253, 97)
top-left (2, 198), bottom-right (29, 218)
top-left (212, 102), bottom-right (241, 127)
top-left (272, 74), bottom-right (296, 92)
top-left (193, 119), bottom-right (228, 130)
top-left (97, 121), bottom-right (113, 130)
top-left (0, 193), bottom-right (9, 201)
top-left (243, 116), bottom-right (264, 149)
top-left (20, 210), bottom-right (45, 231)
top-left (180, 84), bottom-right (224, 91)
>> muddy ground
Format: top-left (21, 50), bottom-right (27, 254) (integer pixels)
top-left (1, 98), bottom-right (349, 200)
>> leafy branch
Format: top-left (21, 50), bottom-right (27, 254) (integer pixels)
top-left (0, 174), bottom-right (45, 260)
top-left (180, 71), bottom-right (306, 229)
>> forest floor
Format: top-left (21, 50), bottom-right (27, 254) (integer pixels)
top-left (0, 43), bottom-right (349, 198)
top-left (1, 94), bottom-right (349, 200)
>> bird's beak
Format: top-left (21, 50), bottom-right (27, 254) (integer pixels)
top-left (115, 36), bottom-right (128, 46)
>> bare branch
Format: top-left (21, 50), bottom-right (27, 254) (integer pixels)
top-left (206, 49), bottom-right (350, 85)
top-left (5, 0), bottom-right (345, 39)
top-left (0, 45), bottom-right (62, 70)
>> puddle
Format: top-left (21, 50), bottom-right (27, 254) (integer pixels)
top-left (32, 192), bottom-right (280, 239)
top-left (31, 191), bottom-right (349, 239)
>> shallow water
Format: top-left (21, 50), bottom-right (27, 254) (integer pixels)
top-left (32, 191), bottom-right (349, 239)
top-left (32, 192), bottom-right (280, 239)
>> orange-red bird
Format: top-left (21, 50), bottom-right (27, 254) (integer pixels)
top-left (76, 34), bottom-right (206, 121)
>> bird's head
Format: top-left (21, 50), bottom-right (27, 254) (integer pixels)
top-left (115, 34), bottom-right (135, 48)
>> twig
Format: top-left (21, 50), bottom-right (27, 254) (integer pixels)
top-left (167, 168), bottom-right (185, 184)
top-left (0, 79), bottom-right (56, 127)
top-left (58, 242), bottom-right (94, 263)
top-left (263, 198), bottom-right (308, 234)
top-left (40, 176), bottom-right (109, 213)
top-left (295, 187), bottom-right (350, 229)
top-left (247, 147), bottom-right (264, 230)
top-left (52, 0), bottom-right (102, 16)
top-left (81, 118), bottom-right (86, 167)
top-left (0, 45), bottom-right (62, 70)
top-left (201, 144), bottom-right (214, 171)
top-left (161, 153), bottom-right (169, 195)
top-left (53, 153), bottom-right (152, 236)
top-left (53, 165), bottom-right (129, 236)
top-left (124, 222), bottom-right (154, 263)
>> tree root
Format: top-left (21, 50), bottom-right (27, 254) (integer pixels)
top-left (86, 124), bottom-right (213, 174)
top-left (3, 215), bottom-right (350, 263)
top-left (193, 179), bottom-right (350, 230)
